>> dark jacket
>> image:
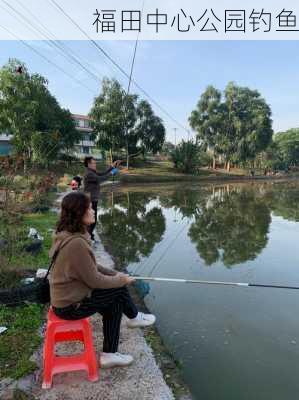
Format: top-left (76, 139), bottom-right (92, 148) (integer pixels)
top-left (83, 166), bottom-right (112, 202)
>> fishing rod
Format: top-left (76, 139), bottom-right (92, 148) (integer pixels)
top-left (131, 276), bottom-right (299, 290)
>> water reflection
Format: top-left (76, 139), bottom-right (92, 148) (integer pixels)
top-left (99, 182), bottom-right (299, 400)
top-left (188, 186), bottom-right (271, 267)
top-left (99, 183), bottom-right (299, 269)
top-left (98, 192), bottom-right (166, 268)
top-left (267, 182), bottom-right (299, 222)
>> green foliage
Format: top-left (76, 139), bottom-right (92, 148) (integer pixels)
top-left (189, 85), bottom-right (223, 158)
top-left (0, 59), bottom-right (80, 168)
top-left (274, 128), bottom-right (299, 167)
top-left (170, 140), bottom-right (201, 173)
top-left (134, 100), bottom-right (165, 154)
top-left (252, 128), bottom-right (299, 171)
top-left (89, 78), bottom-right (136, 156)
top-left (0, 211), bottom-right (57, 274)
top-left (189, 82), bottom-right (273, 168)
top-left (89, 78), bottom-right (165, 166)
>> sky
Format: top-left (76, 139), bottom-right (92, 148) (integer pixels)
top-left (0, 39), bottom-right (299, 143)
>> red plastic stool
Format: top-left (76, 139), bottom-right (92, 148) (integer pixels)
top-left (42, 307), bottom-right (99, 389)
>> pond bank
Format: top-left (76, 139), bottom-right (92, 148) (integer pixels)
top-left (117, 161), bottom-right (299, 185)
top-left (120, 170), bottom-right (299, 185)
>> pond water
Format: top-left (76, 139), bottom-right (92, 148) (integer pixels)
top-left (98, 181), bottom-right (299, 400)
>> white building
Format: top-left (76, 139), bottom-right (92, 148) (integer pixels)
top-left (0, 114), bottom-right (102, 160)
top-left (72, 114), bottom-right (102, 160)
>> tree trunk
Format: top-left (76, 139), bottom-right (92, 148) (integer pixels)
top-left (126, 141), bottom-right (129, 170)
top-left (212, 157), bottom-right (216, 170)
top-left (23, 151), bottom-right (28, 174)
top-left (227, 160), bottom-right (231, 172)
top-left (109, 148), bottom-right (113, 165)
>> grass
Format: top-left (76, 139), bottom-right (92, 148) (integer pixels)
top-left (1, 211), bottom-right (58, 274)
top-left (118, 161), bottom-right (299, 185)
top-left (119, 160), bottom-right (215, 183)
top-left (0, 304), bottom-right (45, 379)
top-left (0, 211), bottom-right (54, 382)
top-left (0, 189), bottom-right (57, 383)
top-left (22, 211), bottom-right (58, 268)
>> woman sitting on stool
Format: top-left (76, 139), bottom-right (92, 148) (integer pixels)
top-left (49, 191), bottom-right (156, 368)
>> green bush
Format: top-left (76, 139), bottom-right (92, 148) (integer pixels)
top-left (170, 141), bottom-right (202, 173)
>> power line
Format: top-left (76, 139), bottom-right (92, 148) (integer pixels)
top-left (1, 0), bottom-right (189, 137)
top-left (14, 0), bottom-right (104, 85)
top-left (47, 0), bottom-right (189, 135)
top-left (127, 0), bottom-right (145, 95)
top-left (0, 0), bottom-right (102, 86)
top-left (0, 22), bottom-right (95, 94)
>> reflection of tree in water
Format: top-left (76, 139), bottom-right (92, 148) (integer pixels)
top-left (265, 183), bottom-right (299, 222)
top-left (99, 183), bottom-right (284, 270)
top-left (159, 187), bottom-right (207, 219)
top-left (188, 186), bottom-right (271, 267)
top-left (99, 191), bottom-right (166, 268)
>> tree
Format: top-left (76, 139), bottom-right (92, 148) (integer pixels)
top-left (189, 85), bottom-right (223, 169)
top-left (89, 78), bottom-right (166, 168)
top-left (170, 140), bottom-right (202, 173)
top-left (274, 128), bottom-right (299, 168)
top-left (223, 82), bottom-right (273, 169)
top-left (133, 100), bottom-right (165, 156)
top-left (0, 59), bottom-right (79, 169)
top-left (189, 82), bottom-right (273, 171)
top-left (31, 108), bottom-right (79, 166)
top-left (0, 59), bottom-right (41, 170)
top-left (89, 78), bottom-right (137, 165)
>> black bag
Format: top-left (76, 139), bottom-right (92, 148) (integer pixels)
top-left (0, 252), bottom-right (59, 306)
top-left (0, 238), bottom-right (77, 306)
top-left (34, 250), bottom-right (59, 304)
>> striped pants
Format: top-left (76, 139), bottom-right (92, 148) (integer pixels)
top-left (52, 286), bottom-right (138, 353)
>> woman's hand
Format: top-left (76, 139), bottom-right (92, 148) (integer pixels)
top-left (117, 272), bottom-right (136, 285)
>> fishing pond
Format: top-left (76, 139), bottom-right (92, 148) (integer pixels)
top-left (99, 181), bottom-right (299, 400)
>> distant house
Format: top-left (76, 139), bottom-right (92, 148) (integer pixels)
top-left (0, 134), bottom-right (12, 156)
top-left (72, 114), bottom-right (102, 160)
top-left (0, 114), bottom-right (102, 160)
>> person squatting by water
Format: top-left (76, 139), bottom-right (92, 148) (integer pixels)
top-left (49, 191), bottom-right (156, 368)
top-left (83, 156), bottom-right (121, 241)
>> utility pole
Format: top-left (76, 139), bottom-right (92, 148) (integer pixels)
top-left (173, 128), bottom-right (177, 147)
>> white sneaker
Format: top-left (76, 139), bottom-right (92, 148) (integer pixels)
top-left (126, 312), bottom-right (156, 328)
top-left (100, 352), bottom-right (133, 368)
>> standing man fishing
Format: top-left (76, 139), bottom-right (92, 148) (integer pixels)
top-left (83, 156), bottom-right (121, 241)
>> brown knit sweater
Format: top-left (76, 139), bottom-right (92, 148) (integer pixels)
top-left (49, 231), bottom-right (127, 308)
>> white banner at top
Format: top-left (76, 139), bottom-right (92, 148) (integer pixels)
top-left (0, 0), bottom-right (299, 40)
